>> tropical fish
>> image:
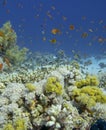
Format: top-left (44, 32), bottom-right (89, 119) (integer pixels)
top-left (69, 25), bottom-right (75, 30)
top-left (0, 31), bottom-right (5, 37)
top-left (88, 29), bottom-right (93, 32)
top-left (0, 63), bottom-right (3, 71)
top-left (46, 11), bottom-right (53, 19)
top-left (81, 32), bottom-right (88, 38)
top-left (42, 37), bottom-right (46, 41)
top-left (62, 16), bottom-right (67, 21)
top-left (50, 38), bottom-right (57, 44)
top-left (51, 6), bottom-right (55, 10)
top-left (98, 37), bottom-right (105, 43)
top-left (51, 28), bottom-right (61, 35)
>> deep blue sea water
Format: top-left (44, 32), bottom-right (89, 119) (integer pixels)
top-left (0, 0), bottom-right (106, 56)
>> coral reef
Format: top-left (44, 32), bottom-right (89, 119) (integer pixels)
top-left (75, 75), bottom-right (99, 88)
top-left (71, 86), bottom-right (106, 110)
top-left (45, 76), bottom-right (63, 95)
top-left (98, 72), bottom-right (106, 90)
top-left (0, 21), bottom-right (106, 130)
top-left (3, 118), bottom-right (26, 130)
top-left (0, 21), bottom-right (28, 68)
top-left (25, 83), bottom-right (36, 92)
top-left (0, 64), bottom-right (106, 130)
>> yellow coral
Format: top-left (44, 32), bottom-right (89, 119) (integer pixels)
top-left (25, 83), bottom-right (36, 92)
top-left (3, 118), bottom-right (26, 130)
top-left (75, 75), bottom-right (99, 88)
top-left (45, 77), bottom-right (63, 95)
top-left (15, 118), bottom-right (26, 130)
top-left (3, 124), bottom-right (14, 130)
top-left (72, 86), bottom-right (106, 109)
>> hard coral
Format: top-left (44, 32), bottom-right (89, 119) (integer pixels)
top-left (3, 124), bottom-right (14, 130)
top-left (15, 118), bottom-right (26, 130)
top-left (25, 83), bottom-right (36, 92)
top-left (3, 118), bottom-right (26, 130)
top-left (72, 86), bottom-right (106, 109)
top-left (45, 77), bottom-right (63, 95)
top-left (75, 75), bottom-right (99, 88)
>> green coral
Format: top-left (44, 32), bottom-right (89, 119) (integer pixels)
top-left (0, 21), bottom-right (17, 49)
top-left (5, 45), bottom-right (28, 65)
top-left (45, 77), bottom-right (63, 95)
top-left (0, 21), bottom-right (28, 66)
top-left (25, 83), bottom-right (36, 92)
top-left (72, 86), bottom-right (106, 109)
top-left (75, 75), bottom-right (99, 88)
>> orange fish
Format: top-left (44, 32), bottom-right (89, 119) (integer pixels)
top-left (69, 25), bottom-right (75, 30)
top-left (0, 63), bottom-right (3, 71)
top-left (51, 28), bottom-right (61, 35)
top-left (0, 31), bottom-right (5, 37)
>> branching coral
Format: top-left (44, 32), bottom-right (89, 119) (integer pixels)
top-left (45, 77), bottom-right (63, 95)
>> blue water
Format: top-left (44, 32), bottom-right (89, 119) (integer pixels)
top-left (0, 0), bottom-right (106, 56)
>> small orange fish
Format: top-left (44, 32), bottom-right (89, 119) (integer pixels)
top-left (69, 25), bottom-right (75, 30)
top-left (0, 31), bottom-right (5, 37)
top-left (0, 63), bottom-right (3, 71)
top-left (51, 28), bottom-right (61, 35)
